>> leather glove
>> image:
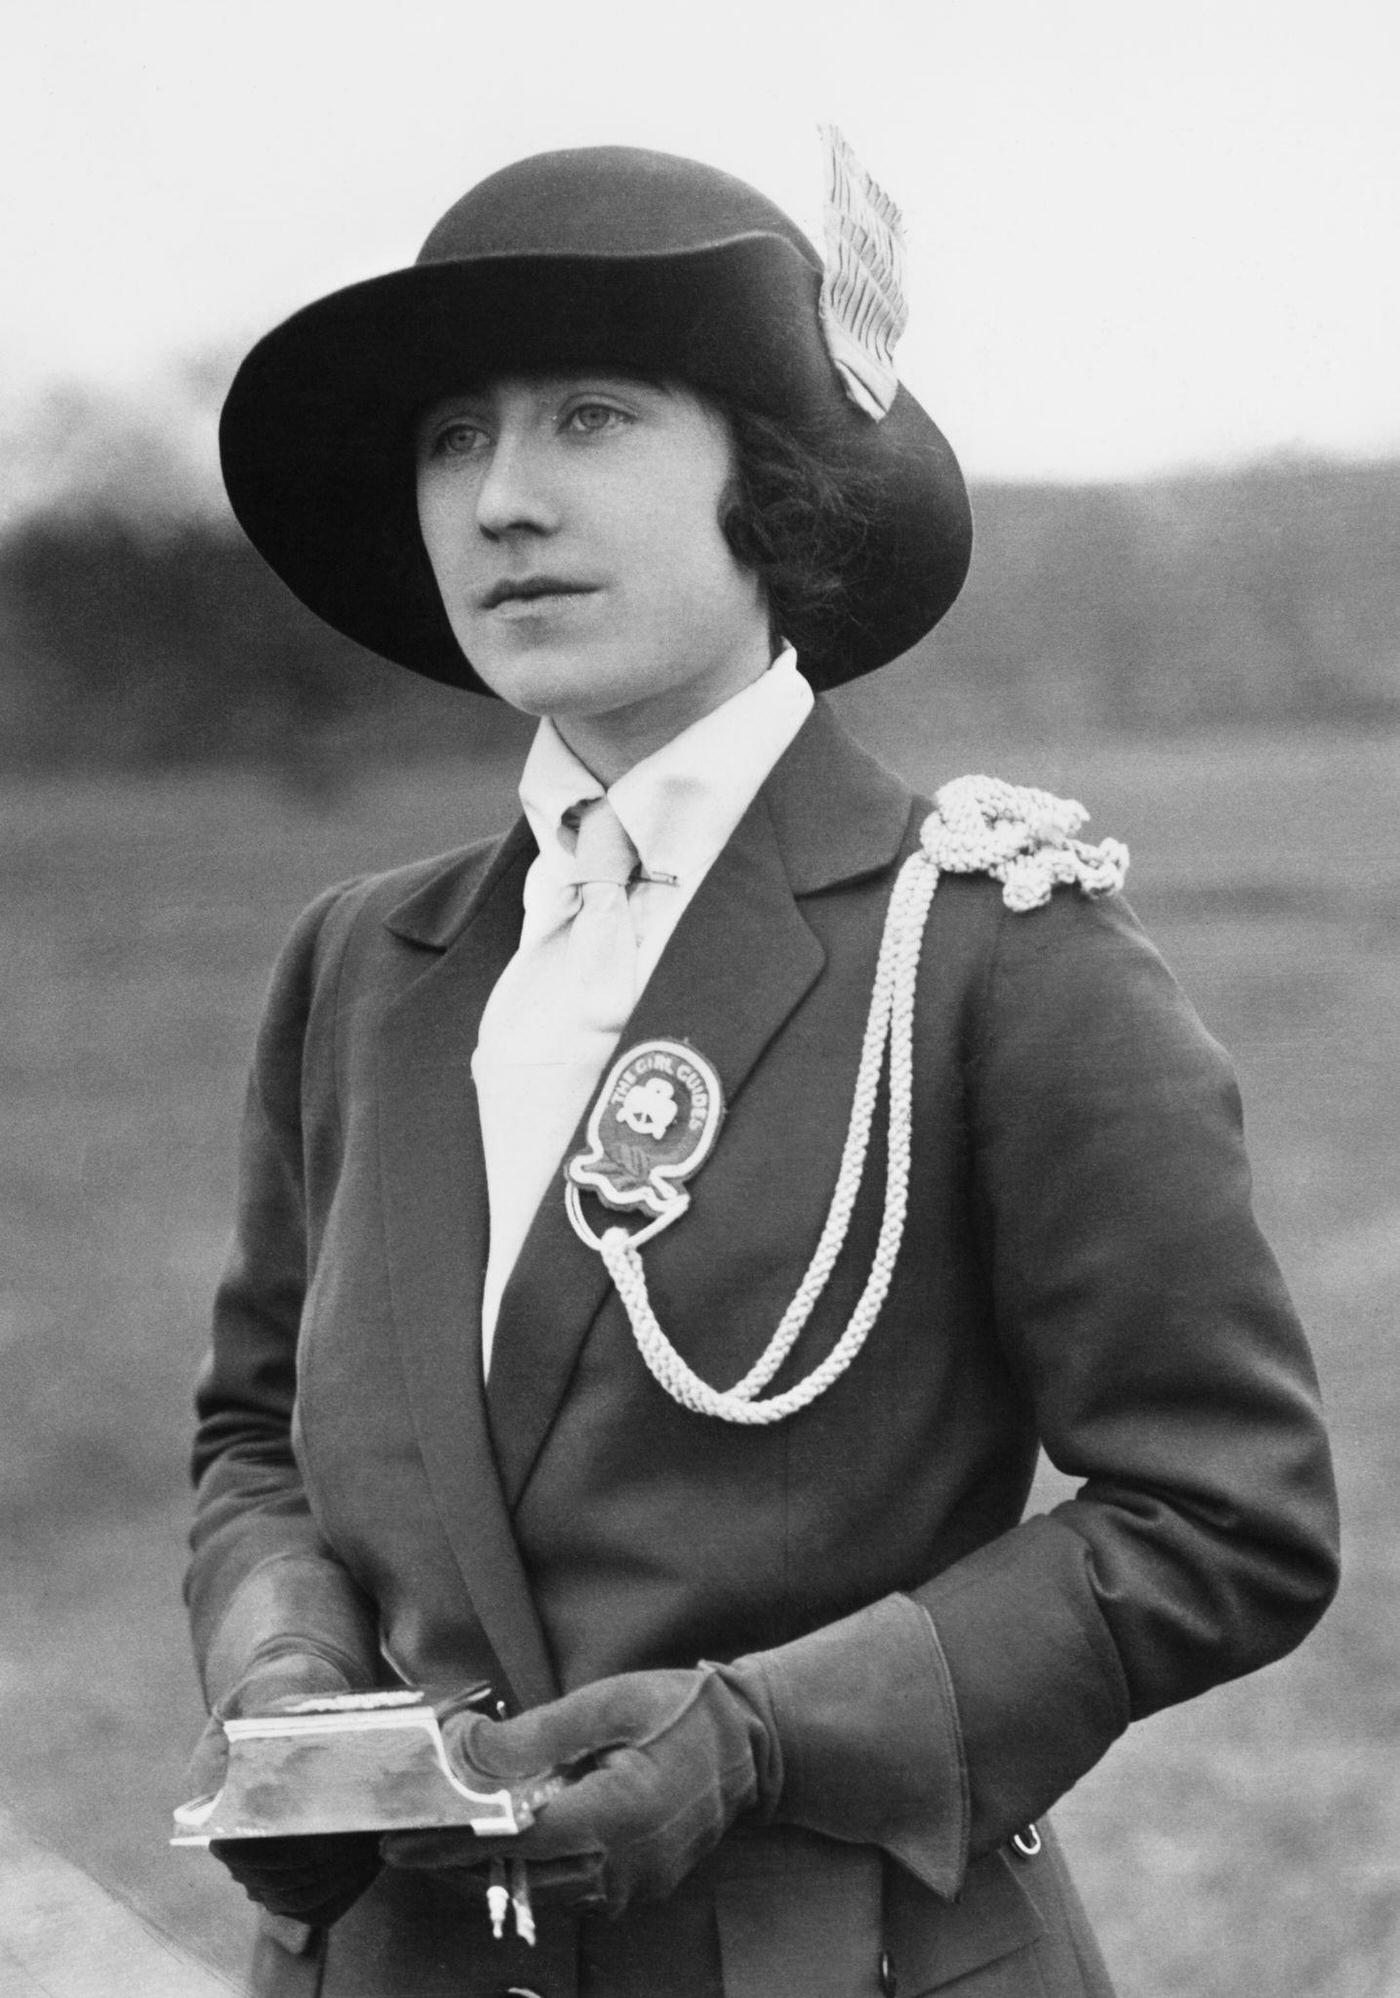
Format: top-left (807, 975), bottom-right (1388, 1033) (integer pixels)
top-left (386, 1664), bottom-right (772, 1917)
top-left (185, 1650), bottom-right (383, 1929)
top-left (385, 1594), bottom-right (970, 1915)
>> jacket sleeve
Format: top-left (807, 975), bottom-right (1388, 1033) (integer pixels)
top-left (758, 885), bottom-right (1339, 1892)
top-left (186, 886), bottom-right (381, 1710)
top-left (901, 883), bottom-right (1339, 1859)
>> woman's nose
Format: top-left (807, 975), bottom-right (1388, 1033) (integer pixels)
top-left (474, 428), bottom-right (560, 539)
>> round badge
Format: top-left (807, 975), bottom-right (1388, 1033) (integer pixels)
top-left (567, 1039), bottom-right (725, 1219)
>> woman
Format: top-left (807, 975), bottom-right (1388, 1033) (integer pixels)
top-left (185, 140), bottom-right (1339, 1998)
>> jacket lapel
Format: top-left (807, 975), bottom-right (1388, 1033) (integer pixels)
top-left (484, 701), bottom-right (916, 1509)
top-left (375, 820), bottom-right (562, 1707)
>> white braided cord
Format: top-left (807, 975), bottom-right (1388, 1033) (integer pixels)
top-left (592, 777), bottom-right (1128, 1425)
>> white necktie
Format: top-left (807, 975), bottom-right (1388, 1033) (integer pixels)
top-left (562, 796), bottom-right (640, 1032)
top-left (473, 795), bottom-right (640, 1366)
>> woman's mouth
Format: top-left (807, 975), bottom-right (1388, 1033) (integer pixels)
top-left (479, 578), bottom-right (600, 614)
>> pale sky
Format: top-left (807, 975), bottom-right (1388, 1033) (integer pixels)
top-left (4, 0), bottom-right (1399, 489)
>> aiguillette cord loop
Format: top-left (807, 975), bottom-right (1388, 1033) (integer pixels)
top-left (573, 779), bottom-right (1128, 1425)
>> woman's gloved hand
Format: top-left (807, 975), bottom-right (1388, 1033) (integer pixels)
top-left (185, 1651), bottom-right (383, 1928)
top-left (384, 1595), bottom-right (969, 1917)
top-left (385, 1664), bottom-right (776, 1917)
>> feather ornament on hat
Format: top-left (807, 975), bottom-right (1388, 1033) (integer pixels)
top-left (817, 125), bottom-right (909, 421)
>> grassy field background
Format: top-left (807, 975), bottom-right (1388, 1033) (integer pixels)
top-left (1, 716), bottom-right (1396, 1995)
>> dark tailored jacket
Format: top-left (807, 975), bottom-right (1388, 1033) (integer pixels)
top-left (188, 701), bottom-right (1339, 1998)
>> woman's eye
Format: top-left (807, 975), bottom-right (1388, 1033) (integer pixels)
top-left (564, 402), bottom-right (630, 436)
top-left (429, 420), bottom-right (489, 459)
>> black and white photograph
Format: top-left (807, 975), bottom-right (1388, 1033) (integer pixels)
top-left (1, 3), bottom-right (1394, 1994)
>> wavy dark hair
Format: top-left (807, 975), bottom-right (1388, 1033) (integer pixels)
top-left (718, 402), bottom-right (884, 658)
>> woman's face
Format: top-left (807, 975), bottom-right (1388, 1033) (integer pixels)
top-left (415, 373), bottom-right (773, 776)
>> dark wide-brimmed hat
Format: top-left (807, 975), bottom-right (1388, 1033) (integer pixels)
top-left (220, 145), bottom-right (972, 692)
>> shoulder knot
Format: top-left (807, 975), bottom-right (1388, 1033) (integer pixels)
top-left (919, 774), bottom-right (1129, 912)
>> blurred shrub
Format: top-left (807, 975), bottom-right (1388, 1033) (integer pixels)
top-left (930, 457), bottom-right (1400, 737)
top-left (0, 512), bottom-right (527, 777)
top-left (1, 456), bottom-right (1396, 771)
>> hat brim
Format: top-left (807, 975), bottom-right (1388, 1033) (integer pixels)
top-left (219, 234), bottom-right (971, 692)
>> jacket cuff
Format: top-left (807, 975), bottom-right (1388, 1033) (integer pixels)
top-left (202, 1552), bottom-right (381, 1710)
top-left (727, 1592), bottom-right (970, 1898)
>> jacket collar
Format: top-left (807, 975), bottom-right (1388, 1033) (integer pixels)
top-left (382, 815), bottom-right (535, 951)
top-left (382, 699), bottom-right (915, 952)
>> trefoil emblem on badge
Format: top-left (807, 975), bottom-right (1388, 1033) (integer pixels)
top-left (565, 1039), bottom-right (724, 1251)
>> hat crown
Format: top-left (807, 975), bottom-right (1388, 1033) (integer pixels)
top-left (417, 146), bottom-right (821, 269)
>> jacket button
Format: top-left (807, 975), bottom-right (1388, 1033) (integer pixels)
top-left (878, 1948), bottom-right (898, 1996)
